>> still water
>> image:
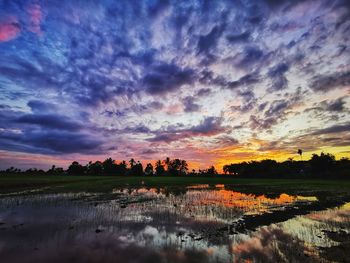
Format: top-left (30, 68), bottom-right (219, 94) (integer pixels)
top-left (0, 185), bottom-right (349, 262)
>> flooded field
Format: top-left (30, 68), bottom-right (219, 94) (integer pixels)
top-left (0, 184), bottom-right (349, 263)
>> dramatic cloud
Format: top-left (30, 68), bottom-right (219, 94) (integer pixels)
top-left (235, 46), bottom-right (264, 69)
top-left (310, 71), bottom-right (350, 92)
top-left (268, 63), bottom-right (289, 91)
top-left (183, 96), bottom-right (200, 112)
top-left (311, 123), bottom-right (350, 135)
top-left (197, 24), bottom-right (226, 55)
top-left (16, 114), bottom-right (82, 131)
top-left (0, 0), bottom-right (349, 169)
top-left (228, 73), bottom-right (260, 90)
top-left (0, 17), bottom-right (21, 42)
top-left (27, 100), bottom-right (58, 113)
top-left (142, 63), bottom-right (195, 95)
top-left (226, 31), bottom-right (250, 43)
top-left (148, 117), bottom-right (227, 143)
top-left (325, 98), bottom-right (347, 112)
top-left (0, 128), bottom-right (103, 155)
top-left (318, 98), bottom-right (347, 112)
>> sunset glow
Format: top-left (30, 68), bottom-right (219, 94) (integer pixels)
top-left (0, 0), bottom-right (349, 170)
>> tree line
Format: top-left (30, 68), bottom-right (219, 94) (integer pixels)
top-left (0, 157), bottom-right (218, 177)
top-left (1, 152), bottom-right (349, 178)
top-left (223, 152), bottom-right (350, 178)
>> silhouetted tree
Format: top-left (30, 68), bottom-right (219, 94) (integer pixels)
top-left (188, 169), bottom-right (196, 176)
top-left (115, 160), bottom-right (127, 176)
top-left (297, 149), bottom-right (303, 160)
top-left (47, 165), bottom-right (64, 175)
top-left (180, 160), bottom-right (188, 175)
top-left (87, 161), bottom-right (103, 175)
top-left (310, 152), bottom-right (335, 176)
top-left (168, 158), bottom-right (180, 176)
top-left (128, 160), bottom-right (143, 176)
top-left (164, 157), bottom-right (171, 172)
top-left (155, 160), bottom-right (165, 176)
top-left (5, 166), bottom-right (21, 174)
top-left (207, 166), bottom-right (217, 176)
top-left (24, 168), bottom-right (45, 175)
top-left (2, 151), bottom-right (349, 179)
top-left (165, 158), bottom-right (188, 176)
top-left (68, 161), bottom-right (85, 175)
top-left (129, 158), bottom-right (136, 168)
top-left (102, 158), bottom-right (117, 175)
top-left (145, 163), bottom-right (154, 176)
top-left (223, 164), bottom-right (240, 175)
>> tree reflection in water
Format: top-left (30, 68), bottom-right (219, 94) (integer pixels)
top-left (0, 185), bottom-right (348, 263)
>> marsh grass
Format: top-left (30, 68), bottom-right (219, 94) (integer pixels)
top-left (1, 175), bottom-right (350, 195)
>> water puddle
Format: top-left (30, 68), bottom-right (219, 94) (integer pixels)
top-left (0, 184), bottom-right (348, 262)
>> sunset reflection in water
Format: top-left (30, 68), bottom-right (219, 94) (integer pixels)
top-left (0, 185), bottom-right (347, 263)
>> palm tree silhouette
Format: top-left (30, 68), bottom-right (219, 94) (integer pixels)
top-left (297, 149), bottom-right (303, 160)
top-left (164, 157), bottom-right (170, 171)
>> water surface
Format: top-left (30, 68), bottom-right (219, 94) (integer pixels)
top-left (0, 185), bottom-right (349, 262)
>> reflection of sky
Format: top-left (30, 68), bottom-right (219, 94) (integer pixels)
top-left (115, 187), bottom-right (317, 221)
top-left (0, 0), bottom-right (349, 170)
top-left (233, 202), bottom-right (350, 262)
top-left (0, 188), bottom-right (341, 262)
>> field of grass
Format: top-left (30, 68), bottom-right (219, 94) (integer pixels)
top-left (0, 175), bottom-right (349, 195)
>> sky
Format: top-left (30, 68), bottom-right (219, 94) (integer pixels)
top-left (0, 0), bottom-right (349, 170)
